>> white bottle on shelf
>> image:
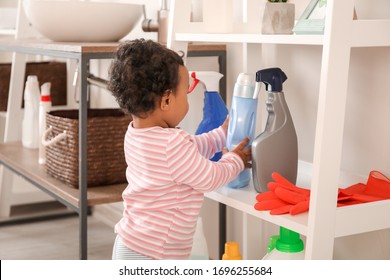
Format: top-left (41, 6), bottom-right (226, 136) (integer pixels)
top-left (22, 75), bottom-right (40, 149)
top-left (38, 82), bottom-right (52, 164)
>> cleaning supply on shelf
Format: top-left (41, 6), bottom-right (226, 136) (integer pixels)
top-left (188, 217), bottom-right (209, 260)
top-left (226, 73), bottom-right (259, 188)
top-left (255, 172), bottom-right (310, 215)
top-left (22, 75), bottom-right (41, 149)
top-left (222, 241), bottom-right (242, 260)
top-left (189, 71), bottom-right (228, 161)
top-left (262, 227), bottom-right (305, 260)
top-left (38, 82), bottom-right (52, 164)
top-left (252, 67), bottom-right (298, 193)
top-left (254, 170), bottom-right (390, 215)
top-left (338, 170), bottom-right (390, 203)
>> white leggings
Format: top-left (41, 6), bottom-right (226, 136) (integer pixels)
top-left (112, 235), bottom-right (153, 260)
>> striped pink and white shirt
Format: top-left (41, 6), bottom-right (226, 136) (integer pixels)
top-left (115, 122), bottom-right (244, 259)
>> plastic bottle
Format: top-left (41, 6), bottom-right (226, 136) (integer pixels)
top-left (222, 241), bottom-right (242, 260)
top-left (38, 82), bottom-right (52, 164)
top-left (188, 217), bottom-right (209, 260)
top-left (262, 227), bottom-right (305, 260)
top-left (226, 73), bottom-right (259, 188)
top-left (22, 75), bottom-right (41, 149)
top-left (251, 67), bottom-right (298, 193)
top-left (190, 71), bottom-right (228, 161)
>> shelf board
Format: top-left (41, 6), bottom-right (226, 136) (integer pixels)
top-left (175, 33), bottom-right (324, 45)
top-left (177, 19), bottom-right (390, 48)
top-left (206, 182), bottom-right (309, 235)
top-left (207, 160), bottom-right (390, 238)
top-left (0, 29), bottom-right (16, 36)
top-left (206, 160), bottom-right (313, 236)
top-left (0, 142), bottom-right (125, 210)
top-left (335, 199), bottom-right (390, 237)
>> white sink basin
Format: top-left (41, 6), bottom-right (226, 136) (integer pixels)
top-left (23, 0), bottom-right (143, 42)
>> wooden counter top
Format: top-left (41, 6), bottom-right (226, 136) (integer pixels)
top-left (0, 142), bottom-right (126, 209)
top-left (0, 37), bottom-right (225, 54)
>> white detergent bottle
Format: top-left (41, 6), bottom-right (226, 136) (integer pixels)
top-left (226, 73), bottom-right (259, 188)
top-left (22, 75), bottom-right (41, 149)
top-left (38, 82), bottom-right (52, 164)
top-left (188, 217), bottom-right (209, 260)
top-left (262, 227), bottom-right (305, 260)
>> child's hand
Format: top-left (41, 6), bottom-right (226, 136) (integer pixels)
top-left (221, 115), bottom-right (229, 136)
top-left (223, 137), bottom-right (252, 169)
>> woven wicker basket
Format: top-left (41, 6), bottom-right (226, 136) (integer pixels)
top-left (44, 109), bottom-right (131, 188)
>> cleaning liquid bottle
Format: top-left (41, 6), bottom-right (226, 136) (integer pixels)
top-left (222, 241), bottom-right (242, 260)
top-left (226, 73), bottom-right (260, 188)
top-left (262, 227), bottom-right (305, 260)
top-left (190, 71), bottom-right (228, 161)
top-left (22, 75), bottom-right (41, 149)
top-left (188, 217), bottom-right (209, 260)
top-left (251, 67), bottom-right (298, 193)
top-left (38, 82), bottom-right (52, 164)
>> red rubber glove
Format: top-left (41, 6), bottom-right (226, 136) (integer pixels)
top-left (255, 173), bottom-right (310, 215)
top-left (342, 171), bottom-right (390, 203)
top-left (337, 183), bottom-right (365, 206)
top-left (254, 171), bottom-right (390, 215)
top-left (254, 190), bottom-right (291, 213)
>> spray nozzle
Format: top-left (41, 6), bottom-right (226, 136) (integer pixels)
top-left (188, 72), bottom-right (200, 94)
top-left (188, 71), bottom-right (223, 93)
top-left (256, 67), bottom-right (287, 92)
top-left (275, 227), bottom-right (304, 253)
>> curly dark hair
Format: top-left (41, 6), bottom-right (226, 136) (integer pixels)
top-left (108, 39), bottom-right (184, 118)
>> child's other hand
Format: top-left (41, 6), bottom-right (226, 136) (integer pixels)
top-left (222, 137), bottom-right (252, 169)
top-left (221, 115), bottom-right (229, 136)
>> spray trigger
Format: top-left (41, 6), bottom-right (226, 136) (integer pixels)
top-left (188, 72), bottom-right (199, 94)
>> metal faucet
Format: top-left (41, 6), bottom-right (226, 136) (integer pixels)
top-left (142, 0), bottom-right (169, 45)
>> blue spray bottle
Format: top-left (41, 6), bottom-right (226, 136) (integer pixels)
top-left (190, 71), bottom-right (228, 161)
top-left (226, 73), bottom-right (260, 188)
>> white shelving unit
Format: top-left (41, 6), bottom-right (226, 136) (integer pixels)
top-left (0, 0), bottom-right (53, 218)
top-left (168, 0), bottom-right (390, 259)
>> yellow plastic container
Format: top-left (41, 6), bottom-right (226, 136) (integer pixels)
top-left (222, 241), bottom-right (242, 260)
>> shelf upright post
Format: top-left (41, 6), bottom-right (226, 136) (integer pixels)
top-left (305, 0), bottom-right (355, 259)
top-left (0, 52), bottom-right (27, 217)
top-left (167, 0), bottom-right (190, 59)
top-left (0, 0), bottom-right (35, 218)
top-left (78, 56), bottom-right (89, 260)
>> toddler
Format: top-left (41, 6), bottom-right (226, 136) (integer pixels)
top-left (108, 39), bottom-right (251, 260)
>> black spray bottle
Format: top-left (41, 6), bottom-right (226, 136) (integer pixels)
top-left (251, 67), bottom-right (298, 193)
